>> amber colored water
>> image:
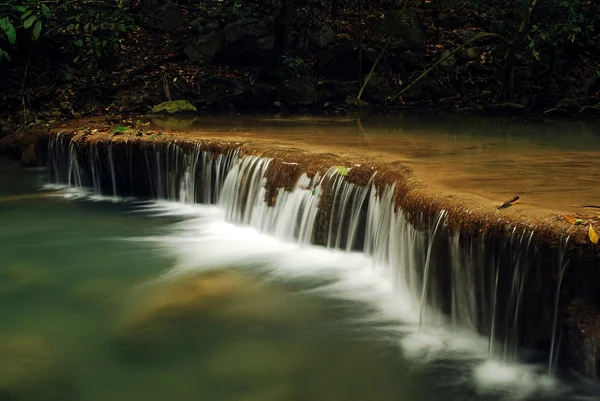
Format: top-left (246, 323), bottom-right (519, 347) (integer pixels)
top-left (148, 113), bottom-right (600, 221)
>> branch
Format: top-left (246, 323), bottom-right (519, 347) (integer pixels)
top-left (390, 32), bottom-right (507, 103)
top-left (357, 36), bottom-right (391, 100)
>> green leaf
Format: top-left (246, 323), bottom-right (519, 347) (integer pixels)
top-left (5, 23), bottom-right (16, 45)
top-left (41, 4), bottom-right (51, 19)
top-left (0, 17), bottom-right (9, 31)
top-left (21, 9), bottom-right (35, 20)
top-left (0, 49), bottom-right (10, 62)
top-left (335, 166), bottom-right (349, 176)
top-left (23, 15), bottom-right (37, 29)
top-left (31, 20), bottom-right (42, 41)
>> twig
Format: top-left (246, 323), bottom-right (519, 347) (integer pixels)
top-left (357, 36), bottom-right (391, 100)
top-left (497, 195), bottom-right (520, 210)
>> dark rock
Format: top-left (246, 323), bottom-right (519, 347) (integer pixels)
top-left (541, 108), bottom-right (572, 118)
top-left (437, 11), bottom-right (465, 28)
top-left (345, 95), bottom-right (370, 109)
top-left (138, 0), bottom-right (182, 32)
top-left (578, 105), bottom-right (600, 118)
top-left (389, 50), bottom-right (423, 75)
top-left (278, 76), bottom-right (317, 106)
top-left (555, 98), bottom-right (582, 114)
top-left (373, 9), bottom-right (426, 51)
top-left (456, 30), bottom-right (485, 43)
top-left (184, 31), bottom-right (225, 65)
top-left (20, 144), bottom-right (38, 167)
top-left (583, 74), bottom-right (600, 95)
top-left (480, 102), bottom-right (525, 116)
top-left (251, 84), bottom-right (277, 109)
top-left (219, 18), bottom-right (275, 65)
top-left (439, 50), bottom-right (456, 70)
top-left (316, 42), bottom-right (377, 81)
top-left (565, 299), bottom-right (600, 380)
top-left (310, 23), bottom-right (336, 50)
top-left (206, 21), bottom-right (221, 32)
top-left (581, 96), bottom-right (600, 106)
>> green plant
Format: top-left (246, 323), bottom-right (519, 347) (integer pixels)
top-left (0, 0), bottom-right (52, 61)
top-left (0, 0), bottom-right (135, 63)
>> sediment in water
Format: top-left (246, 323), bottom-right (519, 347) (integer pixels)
top-left (34, 129), bottom-right (600, 381)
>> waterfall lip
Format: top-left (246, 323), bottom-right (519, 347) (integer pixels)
top-left (36, 129), bottom-right (595, 247)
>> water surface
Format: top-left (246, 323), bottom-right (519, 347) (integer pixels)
top-left (0, 158), bottom-right (598, 401)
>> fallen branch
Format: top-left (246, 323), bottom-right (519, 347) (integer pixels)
top-left (389, 32), bottom-right (508, 103)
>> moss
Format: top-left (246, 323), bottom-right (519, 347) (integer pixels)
top-left (151, 100), bottom-right (197, 114)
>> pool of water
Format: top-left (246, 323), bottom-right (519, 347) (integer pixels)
top-left (1, 158), bottom-right (598, 401)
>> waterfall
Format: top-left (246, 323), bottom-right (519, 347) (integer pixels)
top-left (42, 134), bottom-right (590, 377)
top-left (45, 136), bottom-right (240, 203)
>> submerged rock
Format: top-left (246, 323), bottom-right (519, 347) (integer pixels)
top-left (20, 143), bottom-right (38, 167)
top-left (70, 278), bottom-right (123, 305)
top-left (112, 269), bottom-right (318, 362)
top-left (0, 264), bottom-right (56, 298)
top-left (152, 100), bottom-right (197, 114)
top-left (0, 335), bottom-right (77, 401)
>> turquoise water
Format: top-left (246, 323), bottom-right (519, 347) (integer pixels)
top-left (0, 158), bottom-right (597, 401)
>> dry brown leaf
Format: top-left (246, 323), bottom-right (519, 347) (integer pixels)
top-left (589, 224), bottom-right (599, 245)
top-left (562, 214), bottom-right (577, 225)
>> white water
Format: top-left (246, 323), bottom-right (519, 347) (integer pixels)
top-left (42, 136), bottom-right (597, 399)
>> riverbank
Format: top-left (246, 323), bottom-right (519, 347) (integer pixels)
top-left (0, 1), bottom-right (599, 125)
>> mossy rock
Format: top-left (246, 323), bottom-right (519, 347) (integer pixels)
top-left (151, 100), bottom-right (197, 114)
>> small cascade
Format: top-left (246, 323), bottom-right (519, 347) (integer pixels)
top-left (548, 236), bottom-right (571, 375)
top-left (45, 136), bottom-right (240, 203)
top-left (41, 133), bottom-right (599, 381)
top-left (220, 158), bottom-right (372, 247)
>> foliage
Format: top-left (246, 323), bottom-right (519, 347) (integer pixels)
top-left (0, 0), bottom-right (51, 61)
top-left (526, 0), bottom-right (595, 66)
top-left (0, 0), bottom-right (136, 63)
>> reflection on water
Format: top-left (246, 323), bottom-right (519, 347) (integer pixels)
top-left (0, 159), bottom-right (598, 401)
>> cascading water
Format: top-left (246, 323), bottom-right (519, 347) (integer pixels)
top-left (41, 134), bottom-right (595, 388)
top-left (45, 135), bottom-right (240, 203)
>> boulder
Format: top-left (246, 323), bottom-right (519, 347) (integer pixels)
top-left (578, 105), bottom-right (600, 118)
top-left (184, 31), bottom-right (225, 65)
top-left (220, 18), bottom-right (275, 65)
top-left (555, 98), bottom-right (582, 114)
top-left (437, 11), bottom-right (465, 28)
top-left (20, 143), bottom-right (38, 167)
top-left (138, 0), bottom-right (182, 32)
top-left (152, 100), bottom-right (197, 114)
top-left (316, 42), bottom-right (377, 80)
top-left (583, 74), bottom-right (599, 95)
top-left (278, 76), bottom-right (317, 106)
top-left (310, 22), bottom-right (336, 50)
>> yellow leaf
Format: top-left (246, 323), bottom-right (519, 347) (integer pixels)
top-left (589, 224), bottom-right (599, 245)
top-left (562, 214), bottom-right (577, 225)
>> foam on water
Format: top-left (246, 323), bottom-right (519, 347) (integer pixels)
top-left (131, 200), bottom-right (566, 400)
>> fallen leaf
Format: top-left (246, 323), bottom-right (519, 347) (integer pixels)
top-left (335, 166), bottom-right (349, 176)
top-left (562, 214), bottom-right (577, 225)
top-left (589, 224), bottom-right (599, 245)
